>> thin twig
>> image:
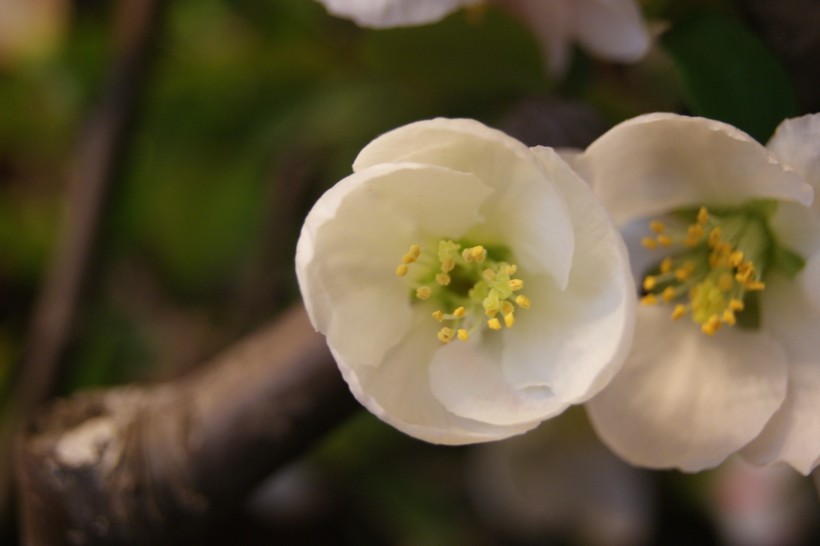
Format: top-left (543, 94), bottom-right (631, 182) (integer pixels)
top-left (0, 0), bottom-right (165, 522)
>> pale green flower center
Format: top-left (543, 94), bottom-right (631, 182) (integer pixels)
top-left (395, 239), bottom-right (530, 343)
top-left (639, 203), bottom-right (801, 335)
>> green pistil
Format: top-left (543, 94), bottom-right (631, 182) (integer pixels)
top-left (396, 239), bottom-right (530, 342)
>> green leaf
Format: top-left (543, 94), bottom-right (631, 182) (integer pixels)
top-left (661, 13), bottom-right (798, 142)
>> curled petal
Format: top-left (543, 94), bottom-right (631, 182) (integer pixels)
top-left (578, 113), bottom-right (813, 226)
top-left (501, 147), bottom-right (634, 400)
top-left (743, 266), bottom-right (820, 474)
top-left (296, 162), bottom-right (491, 366)
top-left (314, 0), bottom-right (480, 28)
top-left (767, 113), bottom-right (820, 214)
top-left (344, 314), bottom-right (539, 444)
top-left (587, 306), bottom-right (788, 471)
top-left (354, 118), bottom-right (575, 287)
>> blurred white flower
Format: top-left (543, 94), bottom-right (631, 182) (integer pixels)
top-left (577, 113), bottom-right (820, 473)
top-left (313, 0), bottom-right (650, 76)
top-left (295, 118), bottom-right (634, 444)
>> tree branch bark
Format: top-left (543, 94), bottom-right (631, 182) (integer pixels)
top-left (15, 303), bottom-right (356, 545)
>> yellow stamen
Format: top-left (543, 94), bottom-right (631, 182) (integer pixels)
top-left (701, 315), bottom-right (722, 336)
top-left (650, 220), bottom-right (666, 234)
top-left (508, 279), bottom-right (524, 291)
top-left (660, 257), bottom-right (673, 274)
top-left (396, 264), bottom-right (409, 277)
top-left (642, 276), bottom-right (657, 291)
top-left (437, 327), bottom-right (455, 343)
top-left (452, 306), bottom-right (466, 318)
top-left (671, 304), bottom-right (687, 320)
top-left (432, 310), bottom-right (444, 322)
top-left (487, 318), bottom-right (502, 330)
top-left (661, 286), bottom-right (676, 302)
top-left (457, 329), bottom-right (470, 341)
top-left (697, 207), bottom-right (709, 225)
top-left (641, 237), bottom-right (658, 250)
top-left (436, 273), bottom-right (451, 286)
top-left (641, 294), bottom-right (658, 305)
top-left (503, 312), bottom-right (515, 328)
top-left (416, 286), bottom-right (432, 300)
top-left (515, 295), bottom-right (531, 309)
top-left (657, 234), bottom-right (672, 247)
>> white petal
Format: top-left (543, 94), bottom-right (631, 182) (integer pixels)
top-left (296, 163), bottom-right (492, 366)
top-left (498, 0), bottom-right (574, 76)
top-left (587, 305), bottom-right (788, 471)
top-left (341, 313), bottom-right (539, 444)
top-left (429, 333), bottom-right (569, 426)
top-left (571, 0), bottom-right (650, 63)
top-left (742, 267), bottom-right (820, 474)
top-left (501, 147), bottom-right (634, 400)
top-left (578, 113), bottom-right (814, 226)
top-left (315, 0), bottom-right (480, 28)
top-left (767, 113), bottom-right (820, 214)
top-left (354, 118), bottom-right (575, 287)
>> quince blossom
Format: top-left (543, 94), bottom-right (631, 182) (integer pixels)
top-left (577, 113), bottom-right (820, 473)
top-left (295, 118), bottom-right (635, 444)
top-left (314, 0), bottom-right (649, 76)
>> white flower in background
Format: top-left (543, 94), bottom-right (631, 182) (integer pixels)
top-left (577, 113), bottom-right (820, 473)
top-left (295, 118), bottom-right (634, 444)
top-left (314, 0), bottom-right (650, 76)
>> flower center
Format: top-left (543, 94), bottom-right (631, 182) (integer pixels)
top-left (395, 240), bottom-right (530, 343)
top-left (639, 206), bottom-right (772, 336)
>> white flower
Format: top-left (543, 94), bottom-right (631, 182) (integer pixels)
top-left (577, 113), bottom-right (820, 473)
top-left (295, 118), bottom-right (635, 444)
top-left (313, 0), bottom-right (650, 76)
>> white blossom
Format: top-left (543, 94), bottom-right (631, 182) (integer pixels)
top-left (313, 0), bottom-right (650, 76)
top-left (296, 118), bottom-right (635, 444)
top-left (578, 113), bottom-right (820, 473)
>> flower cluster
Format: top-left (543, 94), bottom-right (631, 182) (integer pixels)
top-left (295, 118), bottom-right (635, 444)
top-left (296, 112), bottom-right (820, 476)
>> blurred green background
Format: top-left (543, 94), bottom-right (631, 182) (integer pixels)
top-left (1, 0), bottom-right (818, 543)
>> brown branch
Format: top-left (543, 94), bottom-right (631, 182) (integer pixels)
top-left (0, 0), bottom-right (166, 521)
top-left (15, 303), bottom-right (357, 545)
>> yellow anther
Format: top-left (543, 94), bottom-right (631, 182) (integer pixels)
top-left (436, 273), bottom-right (451, 286)
top-left (708, 227), bottom-right (722, 246)
top-left (463, 245), bottom-right (487, 263)
top-left (396, 264), bottom-right (409, 277)
top-left (642, 276), bottom-right (657, 291)
top-left (641, 237), bottom-right (658, 249)
top-left (729, 298), bottom-right (744, 311)
top-left (487, 318), bottom-right (502, 330)
top-left (482, 269), bottom-right (496, 282)
top-left (504, 312), bottom-right (516, 328)
top-left (416, 286), bottom-right (432, 300)
top-left (662, 286), bottom-right (676, 302)
top-left (515, 295), bottom-right (531, 309)
top-left (660, 257), bottom-right (673, 274)
top-left (508, 279), bottom-right (524, 291)
top-left (675, 267), bottom-right (692, 282)
top-left (437, 327), bottom-right (455, 343)
top-left (746, 280), bottom-right (765, 291)
top-left (657, 235), bottom-right (672, 247)
top-left (503, 264), bottom-right (517, 275)
top-left (697, 207), bottom-right (709, 225)
top-left (650, 220), bottom-right (666, 234)
top-left (717, 272), bottom-right (734, 292)
top-left (457, 329), bottom-right (470, 341)
top-left (402, 253), bottom-right (416, 264)
top-left (640, 293), bottom-right (658, 305)
top-left (432, 310), bottom-right (444, 322)
top-left (729, 251), bottom-right (744, 267)
top-left (701, 315), bottom-right (722, 336)
top-left (409, 244), bottom-right (421, 258)
top-left (722, 309), bottom-right (736, 326)
top-left (452, 306), bottom-right (466, 318)
top-left (500, 301), bottom-right (514, 316)
top-left (441, 258), bottom-right (456, 273)
top-left (671, 304), bottom-right (687, 320)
